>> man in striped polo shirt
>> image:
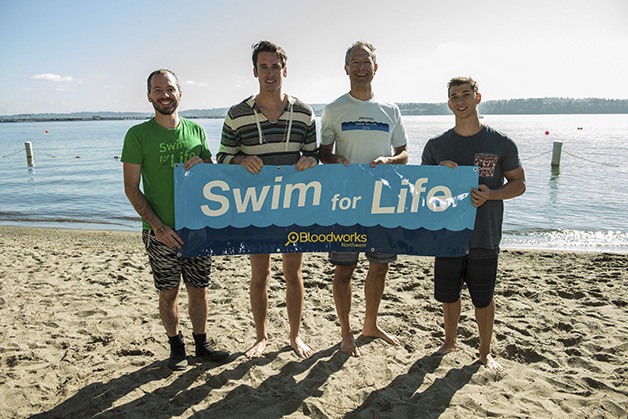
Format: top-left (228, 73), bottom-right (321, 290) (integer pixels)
top-left (217, 40), bottom-right (318, 359)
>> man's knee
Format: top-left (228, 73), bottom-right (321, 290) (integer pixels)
top-left (250, 273), bottom-right (270, 289)
top-left (368, 261), bottom-right (389, 277)
top-left (160, 286), bottom-right (179, 298)
top-left (434, 292), bottom-right (461, 304)
top-left (186, 284), bottom-right (207, 300)
top-left (334, 265), bottom-right (355, 284)
top-left (471, 296), bottom-right (493, 309)
top-left (283, 271), bottom-right (303, 286)
top-left (250, 256), bottom-right (271, 283)
top-left (281, 253), bottom-right (303, 285)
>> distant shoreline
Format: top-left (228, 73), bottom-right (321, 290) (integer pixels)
top-left (0, 115), bottom-right (225, 123)
top-left (2, 97), bottom-right (627, 122)
top-left (2, 112), bottom-right (628, 124)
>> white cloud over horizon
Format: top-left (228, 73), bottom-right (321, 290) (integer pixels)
top-left (31, 73), bottom-right (74, 83)
top-left (183, 80), bottom-right (209, 88)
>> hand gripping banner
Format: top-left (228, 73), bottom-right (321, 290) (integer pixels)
top-left (174, 164), bottom-right (478, 257)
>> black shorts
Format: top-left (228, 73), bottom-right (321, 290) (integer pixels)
top-left (433, 248), bottom-right (498, 308)
top-left (142, 230), bottom-right (212, 291)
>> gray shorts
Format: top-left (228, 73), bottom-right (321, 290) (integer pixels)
top-left (142, 230), bottom-right (212, 291)
top-left (329, 251), bottom-right (397, 266)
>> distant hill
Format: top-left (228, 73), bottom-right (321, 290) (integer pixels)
top-left (1, 98), bottom-right (627, 122)
top-left (399, 98), bottom-right (628, 115)
top-left (478, 98), bottom-right (628, 114)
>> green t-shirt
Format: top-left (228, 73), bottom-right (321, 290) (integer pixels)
top-left (121, 117), bottom-right (212, 230)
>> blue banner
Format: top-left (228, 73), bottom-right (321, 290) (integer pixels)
top-left (174, 164), bottom-right (478, 257)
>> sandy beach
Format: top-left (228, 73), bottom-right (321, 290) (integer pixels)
top-left (0, 226), bottom-right (626, 418)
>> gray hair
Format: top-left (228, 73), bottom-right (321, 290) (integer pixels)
top-left (345, 41), bottom-right (377, 65)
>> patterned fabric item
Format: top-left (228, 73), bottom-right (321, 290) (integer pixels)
top-left (216, 95), bottom-right (318, 165)
top-left (142, 230), bottom-right (212, 291)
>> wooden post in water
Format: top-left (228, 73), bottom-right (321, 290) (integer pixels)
top-left (551, 141), bottom-right (562, 168)
top-left (24, 141), bottom-right (34, 167)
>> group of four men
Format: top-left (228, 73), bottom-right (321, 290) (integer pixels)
top-left (121, 40), bottom-right (526, 372)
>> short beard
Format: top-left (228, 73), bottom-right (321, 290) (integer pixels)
top-left (150, 99), bottom-right (177, 116)
top-left (154, 105), bottom-right (176, 116)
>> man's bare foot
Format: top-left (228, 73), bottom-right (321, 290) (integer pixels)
top-left (245, 339), bottom-right (267, 359)
top-left (361, 325), bottom-right (400, 346)
top-left (290, 336), bottom-right (313, 358)
top-left (481, 353), bottom-right (505, 372)
top-left (435, 341), bottom-right (457, 355)
top-left (340, 333), bottom-right (361, 357)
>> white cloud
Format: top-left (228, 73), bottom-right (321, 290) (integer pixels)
top-left (31, 73), bottom-right (74, 82)
top-left (183, 80), bottom-right (208, 87)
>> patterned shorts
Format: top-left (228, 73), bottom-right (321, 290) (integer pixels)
top-left (142, 230), bottom-right (212, 291)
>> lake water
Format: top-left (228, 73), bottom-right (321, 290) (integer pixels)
top-left (0, 114), bottom-right (627, 253)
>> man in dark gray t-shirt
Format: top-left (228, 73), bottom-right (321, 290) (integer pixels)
top-left (421, 76), bottom-right (526, 372)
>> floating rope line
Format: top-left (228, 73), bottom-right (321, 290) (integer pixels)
top-left (38, 151), bottom-right (58, 158)
top-left (562, 150), bottom-right (621, 167)
top-left (1, 148), bottom-right (59, 159)
top-left (0, 150), bottom-right (123, 161)
top-left (1, 148), bottom-right (24, 158)
top-left (521, 150), bottom-right (552, 161)
top-left (521, 148), bottom-right (624, 168)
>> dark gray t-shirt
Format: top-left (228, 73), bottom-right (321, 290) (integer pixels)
top-left (421, 125), bottom-right (521, 252)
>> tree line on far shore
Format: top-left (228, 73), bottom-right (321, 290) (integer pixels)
top-left (2, 97), bottom-right (627, 122)
top-left (397, 97), bottom-right (628, 115)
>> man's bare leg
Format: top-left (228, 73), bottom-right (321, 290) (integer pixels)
top-left (282, 253), bottom-right (312, 358)
top-left (437, 298), bottom-right (461, 354)
top-left (362, 261), bottom-right (400, 346)
top-left (187, 285), bottom-right (208, 335)
top-left (247, 254), bottom-right (271, 358)
top-left (333, 264), bottom-right (360, 356)
top-left (159, 287), bottom-right (180, 337)
top-left (476, 300), bottom-right (504, 371)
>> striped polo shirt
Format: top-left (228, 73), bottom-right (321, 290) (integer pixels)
top-left (216, 95), bottom-right (318, 165)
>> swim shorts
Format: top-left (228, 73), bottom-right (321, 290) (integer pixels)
top-left (142, 230), bottom-right (212, 291)
top-left (433, 248), bottom-right (499, 308)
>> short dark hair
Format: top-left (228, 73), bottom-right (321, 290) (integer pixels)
top-left (345, 41), bottom-right (377, 65)
top-left (447, 77), bottom-right (479, 95)
top-left (147, 69), bottom-right (180, 93)
top-left (252, 40), bottom-right (288, 68)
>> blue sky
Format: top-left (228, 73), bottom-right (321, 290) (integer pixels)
top-left (1, 0), bottom-right (626, 114)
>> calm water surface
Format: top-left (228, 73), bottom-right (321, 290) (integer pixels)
top-left (0, 114), bottom-right (626, 253)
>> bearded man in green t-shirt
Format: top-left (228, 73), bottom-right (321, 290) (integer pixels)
top-left (121, 69), bottom-right (229, 371)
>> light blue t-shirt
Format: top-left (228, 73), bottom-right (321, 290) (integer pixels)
top-left (320, 93), bottom-right (408, 164)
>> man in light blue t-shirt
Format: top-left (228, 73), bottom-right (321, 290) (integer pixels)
top-left (320, 41), bottom-right (409, 357)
